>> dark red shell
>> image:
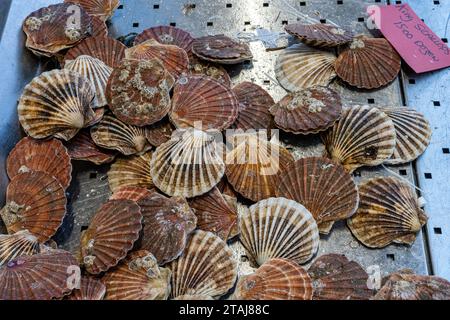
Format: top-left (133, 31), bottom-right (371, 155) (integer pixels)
top-left (145, 119), bottom-right (175, 147)
top-left (64, 0), bottom-right (120, 21)
top-left (66, 129), bottom-right (117, 165)
top-left (66, 276), bottom-right (106, 300)
top-left (91, 16), bottom-right (108, 37)
top-left (134, 25), bottom-right (194, 53)
top-left (192, 35), bottom-right (253, 64)
top-left (285, 23), bottom-right (354, 47)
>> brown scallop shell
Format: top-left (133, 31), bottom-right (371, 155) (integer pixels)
top-left (216, 176), bottom-right (239, 199)
top-left (192, 35), bottom-right (253, 64)
top-left (334, 36), bottom-right (401, 89)
top-left (150, 128), bottom-right (225, 197)
top-left (168, 230), bottom-right (237, 299)
top-left (276, 157), bottom-right (359, 234)
top-left (188, 55), bottom-right (231, 87)
top-left (106, 58), bottom-right (174, 127)
top-left (64, 0), bottom-right (120, 21)
top-left (0, 230), bottom-right (40, 267)
top-left (321, 105), bottom-right (396, 173)
top-left (170, 75), bottom-right (239, 130)
top-left (174, 294), bottom-right (213, 300)
top-left (66, 129), bottom-right (117, 165)
top-left (23, 3), bottom-right (92, 57)
top-left (0, 171), bottom-right (66, 242)
top-left (348, 177), bottom-right (428, 248)
top-left (231, 82), bottom-right (274, 130)
top-left (189, 187), bottom-right (239, 240)
top-left (64, 36), bottom-right (126, 68)
top-left (110, 186), bottom-right (155, 202)
top-left (225, 136), bottom-right (294, 202)
top-left (285, 23), bottom-right (353, 47)
top-left (103, 250), bottom-right (171, 300)
top-left (308, 254), bottom-right (373, 300)
top-left (108, 152), bottom-right (154, 193)
top-left (0, 249), bottom-right (78, 300)
top-left (91, 16), bottom-right (108, 37)
top-left (18, 69), bottom-right (97, 141)
top-left (234, 258), bottom-right (313, 300)
top-left (7, 137), bottom-right (72, 190)
top-left (145, 119), bottom-right (175, 147)
top-left (270, 86), bottom-right (342, 134)
top-left (80, 199), bottom-right (142, 274)
top-left (136, 193), bottom-right (197, 264)
top-left (240, 197), bottom-right (319, 266)
top-left (125, 39), bottom-right (189, 80)
top-left (134, 25), bottom-right (194, 53)
top-left (66, 276), bottom-right (106, 300)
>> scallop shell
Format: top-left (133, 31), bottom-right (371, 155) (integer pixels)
top-left (23, 3), bottom-right (92, 57)
top-left (168, 230), bottom-right (237, 299)
top-left (170, 75), bottom-right (239, 130)
top-left (348, 177), bottom-right (427, 248)
top-left (240, 197), bottom-right (319, 266)
top-left (188, 55), bottom-right (231, 87)
top-left (7, 137), bottom-right (72, 190)
top-left (145, 119), bottom-right (175, 147)
top-left (18, 69), bottom-right (97, 141)
top-left (192, 35), bottom-right (253, 64)
top-left (150, 128), bottom-right (225, 197)
top-left (270, 86), bottom-right (342, 134)
top-left (64, 55), bottom-right (113, 107)
top-left (91, 114), bottom-right (152, 155)
top-left (275, 44), bottom-right (337, 91)
top-left (81, 199), bottom-right (142, 274)
top-left (134, 25), bottom-right (194, 53)
top-left (233, 258), bottom-right (313, 300)
top-left (276, 157), bottom-right (358, 234)
top-left (64, 36), bottom-right (126, 68)
top-left (67, 276), bottom-right (106, 300)
top-left (174, 294), bottom-right (214, 300)
top-left (0, 231), bottom-right (40, 267)
top-left (91, 16), bottom-right (108, 37)
top-left (64, 0), bottom-right (120, 21)
top-left (231, 82), bottom-right (274, 130)
top-left (66, 129), bottom-right (117, 164)
top-left (108, 152), bottom-right (154, 193)
top-left (225, 135), bottom-right (294, 202)
top-left (106, 58), bottom-right (174, 127)
top-left (285, 23), bottom-right (353, 47)
top-left (86, 106), bottom-right (106, 127)
top-left (137, 192), bottom-right (197, 264)
top-left (125, 39), bottom-right (189, 80)
top-left (334, 36), bottom-right (401, 89)
top-left (378, 107), bottom-right (432, 164)
top-left (0, 171), bottom-right (66, 242)
top-left (0, 249), bottom-right (78, 300)
top-left (308, 254), bottom-right (373, 300)
top-left (321, 105), bottom-right (396, 173)
top-left (189, 187), bottom-right (239, 240)
top-left (110, 186), bottom-right (155, 202)
top-left (216, 176), bottom-right (239, 199)
top-left (103, 250), bottom-right (171, 300)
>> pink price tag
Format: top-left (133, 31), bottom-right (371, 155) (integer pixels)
top-left (369, 4), bottom-right (450, 73)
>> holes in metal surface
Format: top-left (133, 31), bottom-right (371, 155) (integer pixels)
top-left (89, 172), bottom-right (98, 179)
top-left (226, 3), bottom-right (232, 8)
top-left (207, 21), bottom-right (213, 27)
top-left (153, 4), bottom-right (159, 9)
top-left (132, 22), bottom-right (139, 28)
top-left (118, 4), bottom-right (123, 9)
top-left (368, 98), bottom-right (375, 104)
top-left (170, 22), bottom-right (176, 26)
top-left (408, 79), bottom-right (416, 84)
top-left (434, 0), bottom-right (440, 5)
top-left (263, 2), bottom-right (269, 7)
top-left (395, 1), bottom-right (402, 4)
top-left (244, 21), bottom-right (251, 25)
top-left (263, 80), bottom-right (271, 85)
top-left (399, 169), bottom-right (407, 176)
top-left (300, 1), bottom-right (306, 6)
top-left (434, 227), bottom-right (442, 235)
top-left (358, 17), bottom-right (365, 22)
top-left (433, 101), bottom-right (441, 106)
top-left (337, 0), bottom-right (343, 4)
top-left (424, 173), bottom-right (432, 179)
top-left (442, 38), bottom-right (448, 43)
top-left (374, 0), bottom-right (381, 2)
top-left (81, 225), bottom-right (89, 232)
top-left (386, 254), bottom-right (395, 261)
top-left (443, 148), bottom-right (450, 154)
top-left (320, 19), bottom-right (327, 24)
top-left (282, 20), bottom-right (288, 25)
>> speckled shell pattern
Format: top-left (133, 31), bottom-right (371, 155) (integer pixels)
top-left (285, 23), bottom-right (354, 47)
top-left (64, 0), bottom-right (120, 21)
top-left (66, 129), bottom-right (117, 165)
top-left (66, 276), bottom-right (106, 300)
top-left (188, 56), bottom-right (231, 87)
top-left (0, 231), bottom-right (40, 267)
top-left (192, 35), bottom-right (253, 64)
top-left (134, 25), bottom-right (194, 53)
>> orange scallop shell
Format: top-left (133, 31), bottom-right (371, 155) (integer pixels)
top-left (192, 35), bottom-right (253, 64)
top-left (0, 230), bottom-right (40, 267)
top-left (66, 276), bottom-right (106, 300)
top-left (285, 23), bottom-right (354, 47)
top-left (64, 0), bottom-right (120, 21)
top-left (66, 129), bottom-right (117, 165)
top-left (110, 186), bottom-right (155, 202)
top-left (134, 25), bottom-right (194, 53)
top-left (145, 119), bottom-right (175, 147)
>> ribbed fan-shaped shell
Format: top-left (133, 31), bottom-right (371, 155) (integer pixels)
top-left (240, 197), bottom-right (319, 266)
top-left (308, 254), bottom-right (373, 300)
top-left (234, 258), bottom-right (313, 300)
top-left (225, 136), bottom-right (294, 202)
top-left (18, 69), bottom-right (97, 141)
top-left (150, 128), bottom-right (225, 197)
top-left (275, 44), bottom-right (337, 91)
top-left (0, 231), bottom-right (40, 267)
top-left (379, 107), bottom-right (432, 164)
top-left (81, 199), bottom-right (142, 274)
top-left (174, 294), bottom-right (214, 300)
top-left (64, 36), bottom-right (126, 68)
top-left (22, 3), bottom-right (92, 57)
top-left (348, 177), bottom-right (427, 248)
top-left (0, 171), bottom-right (66, 242)
top-left (188, 56), bottom-right (231, 87)
top-left (321, 105), bottom-right (396, 173)
top-left (168, 230), bottom-right (237, 299)
top-left (189, 187), bottom-right (239, 240)
top-left (276, 157), bottom-right (358, 234)
top-left (7, 137), bottom-right (72, 189)
top-left (192, 35), bottom-right (253, 64)
top-left (145, 119), bottom-right (175, 147)
top-left (64, 0), bottom-right (120, 21)
top-left (231, 82), bottom-right (274, 130)
top-left (125, 39), bottom-right (189, 80)
top-left (107, 58), bottom-right (174, 127)
top-left (170, 75), bottom-right (239, 130)
top-left (270, 86), bottom-right (342, 134)
top-left (285, 23), bottom-right (353, 47)
top-left (103, 250), bottom-right (171, 300)
top-left (134, 25), bottom-right (194, 53)
top-left (110, 186), bottom-right (155, 202)
top-left (67, 276), bottom-right (106, 300)
top-left (66, 129), bottom-right (117, 164)
top-left (108, 152), bottom-right (154, 193)
top-left (0, 249), bottom-right (77, 300)
top-left (334, 36), bottom-right (401, 89)
top-left (91, 114), bottom-right (152, 155)
top-left (91, 16), bottom-right (108, 37)
top-left (64, 55), bottom-right (113, 107)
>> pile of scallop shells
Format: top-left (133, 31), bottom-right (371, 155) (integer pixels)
top-left (0, 1), bottom-right (448, 301)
